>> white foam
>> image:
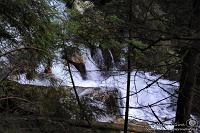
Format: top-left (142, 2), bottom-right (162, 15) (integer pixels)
top-left (17, 48), bottom-right (178, 129)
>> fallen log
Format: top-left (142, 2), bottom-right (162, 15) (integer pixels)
top-left (67, 120), bottom-right (155, 133)
top-left (0, 115), bottom-right (172, 133)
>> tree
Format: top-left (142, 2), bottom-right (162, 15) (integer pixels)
top-left (0, 0), bottom-right (62, 80)
top-left (157, 0), bottom-right (200, 132)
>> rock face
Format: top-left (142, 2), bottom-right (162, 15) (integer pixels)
top-left (62, 50), bottom-right (87, 80)
top-left (75, 87), bottom-right (121, 117)
top-left (68, 53), bottom-right (87, 80)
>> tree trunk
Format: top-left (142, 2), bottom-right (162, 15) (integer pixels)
top-left (124, 0), bottom-right (132, 133)
top-left (174, 48), bottom-right (199, 133)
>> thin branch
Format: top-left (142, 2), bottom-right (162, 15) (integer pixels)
top-left (120, 73), bottom-right (165, 99)
top-left (0, 47), bottom-right (49, 58)
top-left (148, 105), bottom-right (167, 130)
top-left (0, 96), bottom-right (34, 105)
top-left (117, 95), bottom-right (174, 109)
top-left (62, 43), bottom-right (91, 127)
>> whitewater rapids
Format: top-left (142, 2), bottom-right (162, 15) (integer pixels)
top-left (17, 48), bottom-right (178, 129)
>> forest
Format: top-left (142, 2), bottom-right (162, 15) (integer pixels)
top-left (0, 0), bottom-right (200, 133)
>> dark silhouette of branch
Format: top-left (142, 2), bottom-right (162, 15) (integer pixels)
top-left (0, 96), bottom-right (34, 105)
top-left (0, 47), bottom-right (48, 58)
top-left (120, 73), bottom-right (165, 100)
top-left (62, 41), bottom-right (91, 128)
top-left (157, 83), bottom-right (178, 98)
top-left (148, 105), bottom-right (167, 130)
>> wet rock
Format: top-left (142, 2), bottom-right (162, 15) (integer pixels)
top-left (113, 117), bottom-right (155, 133)
top-left (63, 50), bottom-right (87, 80)
top-left (75, 87), bottom-right (121, 116)
top-left (68, 53), bottom-right (87, 80)
top-left (82, 0), bottom-right (112, 6)
top-left (68, 60), bottom-right (87, 80)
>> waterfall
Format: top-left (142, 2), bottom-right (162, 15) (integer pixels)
top-left (83, 48), bottom-right (103, 80)
top-left (16, 47), bottom-right (178, 129)
top-left (90, 47), bottom-right (105, 70)
top-left (108, 49), bottom-right (115, 68)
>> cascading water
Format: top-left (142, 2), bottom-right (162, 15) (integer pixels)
top-left (108, 49), bottom-right (115, 68)
top-left (83, 48), bottom-right (103, 81)
top-left (90, 48), bottom-right (104, 70)
top-left (17, 48), bottom-right (178, 129)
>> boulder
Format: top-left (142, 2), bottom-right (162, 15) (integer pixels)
top-left (75, 87), bottom-right (121, 116)
top-left (66, 52), bottom-right (87, 80)
top-left (70, 53), bottom-right (84, 64)
top-left (113, 117), bottom-right (155, 133)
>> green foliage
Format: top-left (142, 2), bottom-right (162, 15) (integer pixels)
top-left (0, 80), bottom-right (75, 118)
top-left (0, 0), bottom-right (64, 78)
top-left (0, 80), bottom-right (118, 132)
top-left (64, 8), bottom-right (125, 49)
top-left (129, 39), bottom-right (146, 49)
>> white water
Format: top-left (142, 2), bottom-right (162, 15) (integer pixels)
top-left (17, 48), bottom-right (179, 129)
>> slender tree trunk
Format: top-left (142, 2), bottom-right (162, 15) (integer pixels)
top-left (124, 0), bottom-right (132, 132)
top-left (174, 48), bottom-right (199, 133)
top-left (66, 57), bottom-right (91, 127)
top-left (124, 43), bottom-right (132, 133)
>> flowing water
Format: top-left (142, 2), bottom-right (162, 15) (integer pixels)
top-left (17, 48), bottom-right (179, 129)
